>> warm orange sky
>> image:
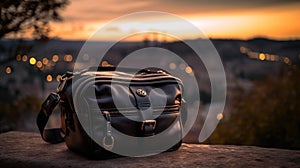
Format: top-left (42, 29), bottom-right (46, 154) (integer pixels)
top-left (48, 0), bottom-right (300, 41)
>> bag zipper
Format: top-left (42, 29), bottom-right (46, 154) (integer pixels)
top-left (91, 106), bottom-right (180, 117)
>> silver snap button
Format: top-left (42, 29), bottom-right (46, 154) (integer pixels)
top-left (136, 88), bottom-right (147, 97)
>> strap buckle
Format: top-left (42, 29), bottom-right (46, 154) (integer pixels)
top-left (141, 120), bottom-right (156, 131)
top-left (42, 92), bottom-right (60, 117)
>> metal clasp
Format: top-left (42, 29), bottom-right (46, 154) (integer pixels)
top-left (102, 111), bottom-right (114, 151)
top-left (141, 120), bottom-right (156, 130)
top-left (57, 72), bottom-right (73, 92)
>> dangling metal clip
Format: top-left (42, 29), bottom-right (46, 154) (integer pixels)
top-left (102, 111), bottom-right (114, 151)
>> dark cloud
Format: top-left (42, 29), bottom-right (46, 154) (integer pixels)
top-left (146, 0), bottom-right (300, 15)
top-left (159, 0), bottom-right (300, 9)
top-left (63, 0), bottom-right (151, 22)
top-left (63, 0), bottom-right (300, 23)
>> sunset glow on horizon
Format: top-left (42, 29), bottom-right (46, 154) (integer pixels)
top-left (11, 0), bottom-right (300, 41)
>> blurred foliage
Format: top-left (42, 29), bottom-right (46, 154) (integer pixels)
top-left (206, 65), bottom-right (300, 149)
top-left (0, 0), bottom-right (69, 40)
top-left (0, 94), bottom-right (41, 133)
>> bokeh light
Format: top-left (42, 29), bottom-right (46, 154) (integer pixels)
top-left (259, 53), bottom-right (266, 61)
top-left (5, 66), bottom-right (12, 74)
top-left (29, 57), bottom-right (37, 65)
top-left (179, 63), bottom-right (186, 70)
top-left (283, 57), bottom-right (291, 65)
top-left (42, 58), bottom-right (49, 65)
top-left (16, 54), bottom-right (22, 61)
top-left (56, 75), bottom-right (62, 82)
top-left (64, 54), bottom-right (73, 62)
top-left (22, 55), bottom-right (28, 62)
top-left (169, 63), bottom-right (176, 70)
top-left (46, 74), bottom-right (53, 82)
top-left (82, 53), bottom-right (90, 61)
top-left (185, 66), bottom-right (193, 74)
top-left (52, 55), bottom-right (59, 62)
top-left (36, 61), bottom-right (43, 68)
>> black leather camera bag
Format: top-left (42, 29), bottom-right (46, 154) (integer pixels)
top-left (37, 67), bottom-right (184, 159)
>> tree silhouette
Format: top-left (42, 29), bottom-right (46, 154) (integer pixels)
top-left (0, 0), bottom-right (69, 40)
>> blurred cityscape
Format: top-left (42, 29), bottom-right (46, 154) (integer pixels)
top-left (0, 37), bottom-right (299, 148)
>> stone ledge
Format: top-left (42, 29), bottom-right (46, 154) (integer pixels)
top-left (0, 131), bottom-right (300, 168)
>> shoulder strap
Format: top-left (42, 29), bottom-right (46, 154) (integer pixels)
top-left (36, 92), bottom-right (64, 144)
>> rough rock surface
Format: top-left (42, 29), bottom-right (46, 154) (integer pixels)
top-left (0, 131), bottom-right (300, 168)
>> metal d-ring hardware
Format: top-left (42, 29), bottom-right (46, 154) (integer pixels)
top-left (102, 111), bottom-right (114, 151)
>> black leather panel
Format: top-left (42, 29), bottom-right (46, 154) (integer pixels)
top-left (60, 68), bottom-right (183, 158)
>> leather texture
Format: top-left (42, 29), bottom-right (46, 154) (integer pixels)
top-left (37, 67), bottom-right (184, 159)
